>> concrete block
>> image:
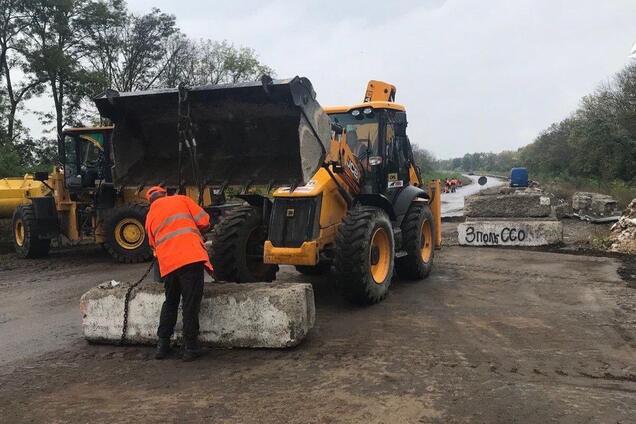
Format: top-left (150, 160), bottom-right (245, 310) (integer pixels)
top-left (80, 281), bottom-right (315, 348)
top-left (458, 220), bottom-right (563, 246)
top-left (572, 192), bottom-right (621, 220)
top-left (465, 192), bottom-right (552, 218)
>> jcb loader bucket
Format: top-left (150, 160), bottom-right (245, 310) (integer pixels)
top-left (93, 76), bottom-right (331, 188)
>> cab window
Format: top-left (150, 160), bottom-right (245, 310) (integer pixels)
top-left (63, 132), bottom-right (106, 188)
top-left (329, 110), bottom-right (379, 160)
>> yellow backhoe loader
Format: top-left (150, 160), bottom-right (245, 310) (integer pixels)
top-left (209, 79), bottom-right (442, 304)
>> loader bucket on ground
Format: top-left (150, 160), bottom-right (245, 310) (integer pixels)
top-left (93, 76), bottom-right (331, 188)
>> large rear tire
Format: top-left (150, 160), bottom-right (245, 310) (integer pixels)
top-left (334, 206), bottom-right (394, 305)
top-left (102, 204), bottom-right (152, 263)
top-left (12, 205), bottom-right (51, 258)
top-left (395, 202), bottom-right (435, 280)
top-left (209, 206), bottom-right (278, 282)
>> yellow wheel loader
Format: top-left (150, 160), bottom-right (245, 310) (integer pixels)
top-left (4, 125), bottom-right (220, 262)
top-left (5, 127), bottom-right (154, 261)
top-left (89, 76), bottom-right (441, 304)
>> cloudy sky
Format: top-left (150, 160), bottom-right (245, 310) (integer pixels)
top-left (29, 0), bottom-right (636, 158)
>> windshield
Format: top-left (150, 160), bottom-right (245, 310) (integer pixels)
top-left (329, 111), bottom-right (379, 160)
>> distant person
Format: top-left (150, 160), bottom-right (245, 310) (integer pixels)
top-left (144, 186), bottom-right (213, 362)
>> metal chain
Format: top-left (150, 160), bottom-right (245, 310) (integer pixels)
top-left (120, 260), bottom-right (156, 345)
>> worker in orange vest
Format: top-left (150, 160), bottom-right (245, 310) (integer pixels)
top-left (145, 186), bottom-right (213, 361)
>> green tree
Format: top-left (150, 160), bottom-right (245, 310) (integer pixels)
top-left (161, 39), bottom-right (273, 87)
top-left (84, 7), bottom-right (181, 91)
top-left (0, 0), bottom-right (45, 145)
top-left (412, 145), bottom-right (436, 172)
top-left (23, 0), bottom-right (122, 137)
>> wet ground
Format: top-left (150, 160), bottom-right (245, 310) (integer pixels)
top-left (1, 223), bottom-right (635, 423)
top-left (441, 175), bottom-right (505, 217)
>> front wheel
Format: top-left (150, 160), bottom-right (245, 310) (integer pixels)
top-left (13, 205), bottom-right (51, 258)
top-left (102, 204), bottom-right (152, 263)
top-left (208, 206), bottom-right (278, 282)
top-left (334, 206), bottom-right (394, 305)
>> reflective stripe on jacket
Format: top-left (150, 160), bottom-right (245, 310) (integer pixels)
top-left (145, 195), bottom-right (213, 277)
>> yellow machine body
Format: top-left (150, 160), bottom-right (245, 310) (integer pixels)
top-left (264, 167), bottom-right (349, 265)
top-left (0, 176), bottom-right (50, 218)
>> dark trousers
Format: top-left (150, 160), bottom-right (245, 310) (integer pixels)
top-left (157, 261), bottom-right (204, 341)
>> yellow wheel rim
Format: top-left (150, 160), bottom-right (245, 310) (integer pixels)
top-left (15, 219), bottom-right (25, 247)
top-left (370, 227), bottom-right (391, 284)
top-left (114, 218), bottom-right (145, 250)
top-left (420, 219), bottom-right (433, 263)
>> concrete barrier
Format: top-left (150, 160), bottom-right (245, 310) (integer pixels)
top-left (465, 191), bottom-right (552, 218)
top-left (80, 281), bottom-right (315, 348)
top-left (458, 220), bottom-right (562, 246)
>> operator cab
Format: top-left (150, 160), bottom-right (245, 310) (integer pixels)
top-left (60, 127), bottom-right (114, 192)
top-left (326, 103), bottom-right (415, 197)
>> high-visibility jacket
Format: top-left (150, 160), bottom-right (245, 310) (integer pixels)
top-left (145, 195), bottom-right (213, 277)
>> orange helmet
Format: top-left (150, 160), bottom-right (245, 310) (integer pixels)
top-left (146, 186), bottom-right (167, 202)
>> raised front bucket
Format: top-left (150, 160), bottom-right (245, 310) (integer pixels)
top-left (93, 76), bottom-right (331, 188)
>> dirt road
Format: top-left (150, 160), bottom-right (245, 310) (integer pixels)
top-left (1, 229), bottom-right (635, 423)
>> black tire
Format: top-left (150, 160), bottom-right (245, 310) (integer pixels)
top-left (395, 202), bottom-right (435, 280)
top-left (295, 262), bottom-right (331, 276)
top-left (102, 204), bottom-right (152, 264)
top-left (334, 206), bottom-right (394, 305)
top-left (12, 205), bottom-right (51, 258)
top-left (208, 206), bottom-right (277, 282)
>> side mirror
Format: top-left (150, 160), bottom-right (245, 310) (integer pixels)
top-left (34, 171), bottom-right (49, 182)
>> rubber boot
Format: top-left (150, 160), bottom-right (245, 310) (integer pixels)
top-left (154, 338), bottom-right (172, 360)
top-left (182, 338), bottom-right (202, 362)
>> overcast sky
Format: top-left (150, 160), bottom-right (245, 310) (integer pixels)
top-left (27, 0), bottom-right (636, 158)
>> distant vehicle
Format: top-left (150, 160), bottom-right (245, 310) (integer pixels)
top-left (467, 171), bottom-right (475, 175)
top-left (510, 167), bottom-right (529, 187)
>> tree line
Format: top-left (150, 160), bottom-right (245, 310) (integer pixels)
top-left (425, 63), bottom-right (636, 185)
top-left (0, 0), bottom-right (272, 177)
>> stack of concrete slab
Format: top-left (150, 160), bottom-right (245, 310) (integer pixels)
top-left (80, 281), bottom-right (315, 348)
top-left (464, 186), bottom-right (552, 218)
top-left (459, 186), bottom-right (563, 247)
top-left (572, 192), bottom-right (622, 223)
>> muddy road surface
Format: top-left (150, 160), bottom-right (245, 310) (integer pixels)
top-left (441, 174), bottom-right (505, 217)
top-left (1, 229), bottom-right (635, 423)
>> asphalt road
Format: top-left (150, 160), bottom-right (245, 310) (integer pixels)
top-left (441, 174), bottom-right (505, 217)
top-left (1, 230), bottom-right (635, 423)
